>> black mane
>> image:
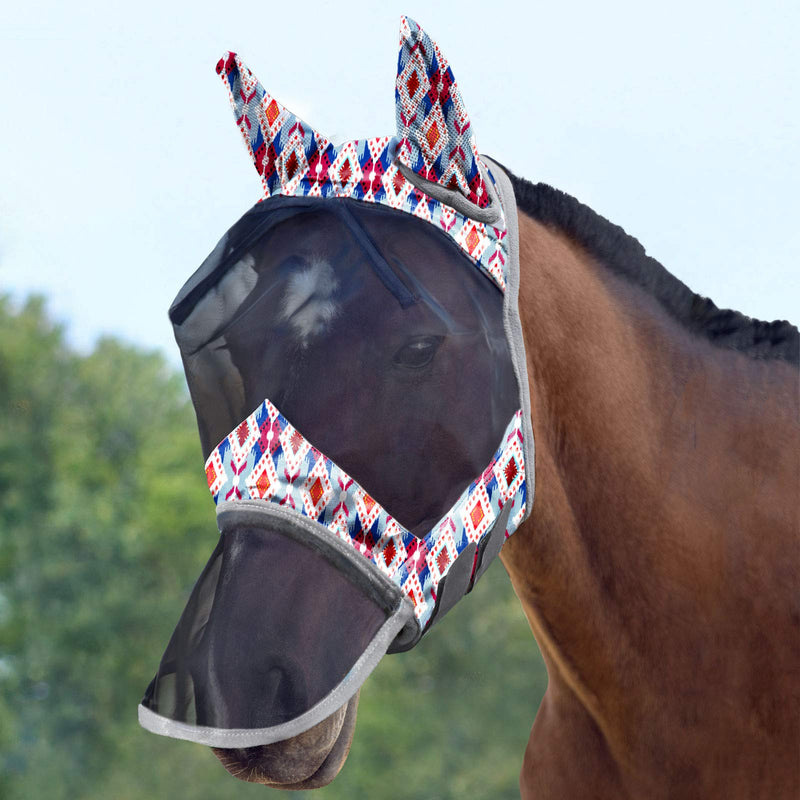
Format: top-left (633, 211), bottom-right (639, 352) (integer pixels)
top-left (502, 166), bottom-right (799, 366)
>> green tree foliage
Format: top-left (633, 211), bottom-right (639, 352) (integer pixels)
top-left (0, 295), bottom-right (547, 799)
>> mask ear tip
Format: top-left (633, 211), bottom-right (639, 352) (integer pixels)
top-left (399, 15), bottom-right (419, 35)
top-left (394, 19), bottom-right (490, 210)
top-left (216, 51), bottom-right (249, 88)
top-left (214, 53), bottom-right (328, 198)
top-left (215, 51), bottom-right (234, 76)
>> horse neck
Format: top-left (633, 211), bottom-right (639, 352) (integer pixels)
top-left (501, 211), bottom-right (800, 767)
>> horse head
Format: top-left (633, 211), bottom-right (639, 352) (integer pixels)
top-left (139, 17), bottom-right (533, 788)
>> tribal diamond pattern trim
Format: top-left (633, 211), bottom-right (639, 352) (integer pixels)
top-left (215, 16), bottom-right (510, 292)
top-left (207, 400), bottom-right (527, 629)
top-left (395, 16), bottom-right (489, 209)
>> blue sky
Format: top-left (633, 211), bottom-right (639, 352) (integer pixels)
top-left (2, 0), bottom-right (797, 365)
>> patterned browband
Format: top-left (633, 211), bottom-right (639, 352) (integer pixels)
top-left (215, 16), bottom-right (512, 292)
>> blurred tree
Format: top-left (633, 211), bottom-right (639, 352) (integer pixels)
top-left (0, 295), bottom-right (546, 799)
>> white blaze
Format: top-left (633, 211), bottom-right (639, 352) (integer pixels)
top-left (280, 258), bottom-right (339, 346)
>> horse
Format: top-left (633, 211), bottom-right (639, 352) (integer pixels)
top-left (142, 16), bottom-right (799, 794)
top-left (209, 168), bottom-right (800, 797)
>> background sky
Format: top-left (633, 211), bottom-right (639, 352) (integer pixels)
top-left (2, 0), bottom-right (797, 366)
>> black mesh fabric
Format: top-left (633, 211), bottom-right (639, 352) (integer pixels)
top-left (143, 195), bottom-right (520, 736)
top-left (171, 196), bottom-right (518, 537)
top-left (142, 526), bottom-right (389, 727)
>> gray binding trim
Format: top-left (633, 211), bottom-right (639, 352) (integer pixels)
top-left (217, 500), bottom-right (408, 616)
top-left (137, 598), bottom-right (413, 748)
top-left (395, 161), bottom-right (503, 225)
top-left (472, 500), bottom-right (513, 586)
top-left (428, 542), bottom-right (477, 625)
top-left (482, 156), bottom-right (535, 519)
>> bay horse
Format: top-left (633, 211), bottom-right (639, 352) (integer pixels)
top-left (210, 168), bottom-right (800, 797)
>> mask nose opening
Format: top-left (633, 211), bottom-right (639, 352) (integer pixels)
top-left (139, 500), bottom-right (416, 746)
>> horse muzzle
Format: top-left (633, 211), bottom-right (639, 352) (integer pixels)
top-left (211, 689), bottom-right (360, 788)
top-left (138, 501), bottom-right (415, 748)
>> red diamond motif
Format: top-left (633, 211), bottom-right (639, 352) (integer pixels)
top-left (392, 169), bottom-right (406, 195)
top-left (425, 121), bottom-right (441, 151)
top-left (436, 548), bottom-right (450, 574)
top-left (465, 226), bottom-right (480, 254)
top-left (339, 160), bottom-right (352, 184)
top-left (470, 503), bottom-right (485, 529)
top-left (406, 69), bottom-right (420, 98)
top-left (504, 457), bottom-right (518, 486)
top-left (205, 463), bottom-right (217, 488)
top-left (309, 477), bottom-right (324, 507)
top-left (286, 151), bottom-right (299, 179)
top-left (266, 99), bottom-right (280, 127)
top-left (256, 471), bottom-right (271, 498)
top-left (236, 421), bottom-right (250, 446)
top-left (383, 540), bottom-right (396, 565)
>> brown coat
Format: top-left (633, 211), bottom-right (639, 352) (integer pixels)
top-left (502, 211), bottom-right (800, 799)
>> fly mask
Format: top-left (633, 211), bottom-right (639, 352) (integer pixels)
top-left (138, 16), bottom-right (534, 749)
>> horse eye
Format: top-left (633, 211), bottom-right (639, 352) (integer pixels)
top-left (392, 336), bottom-right (443, 369)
